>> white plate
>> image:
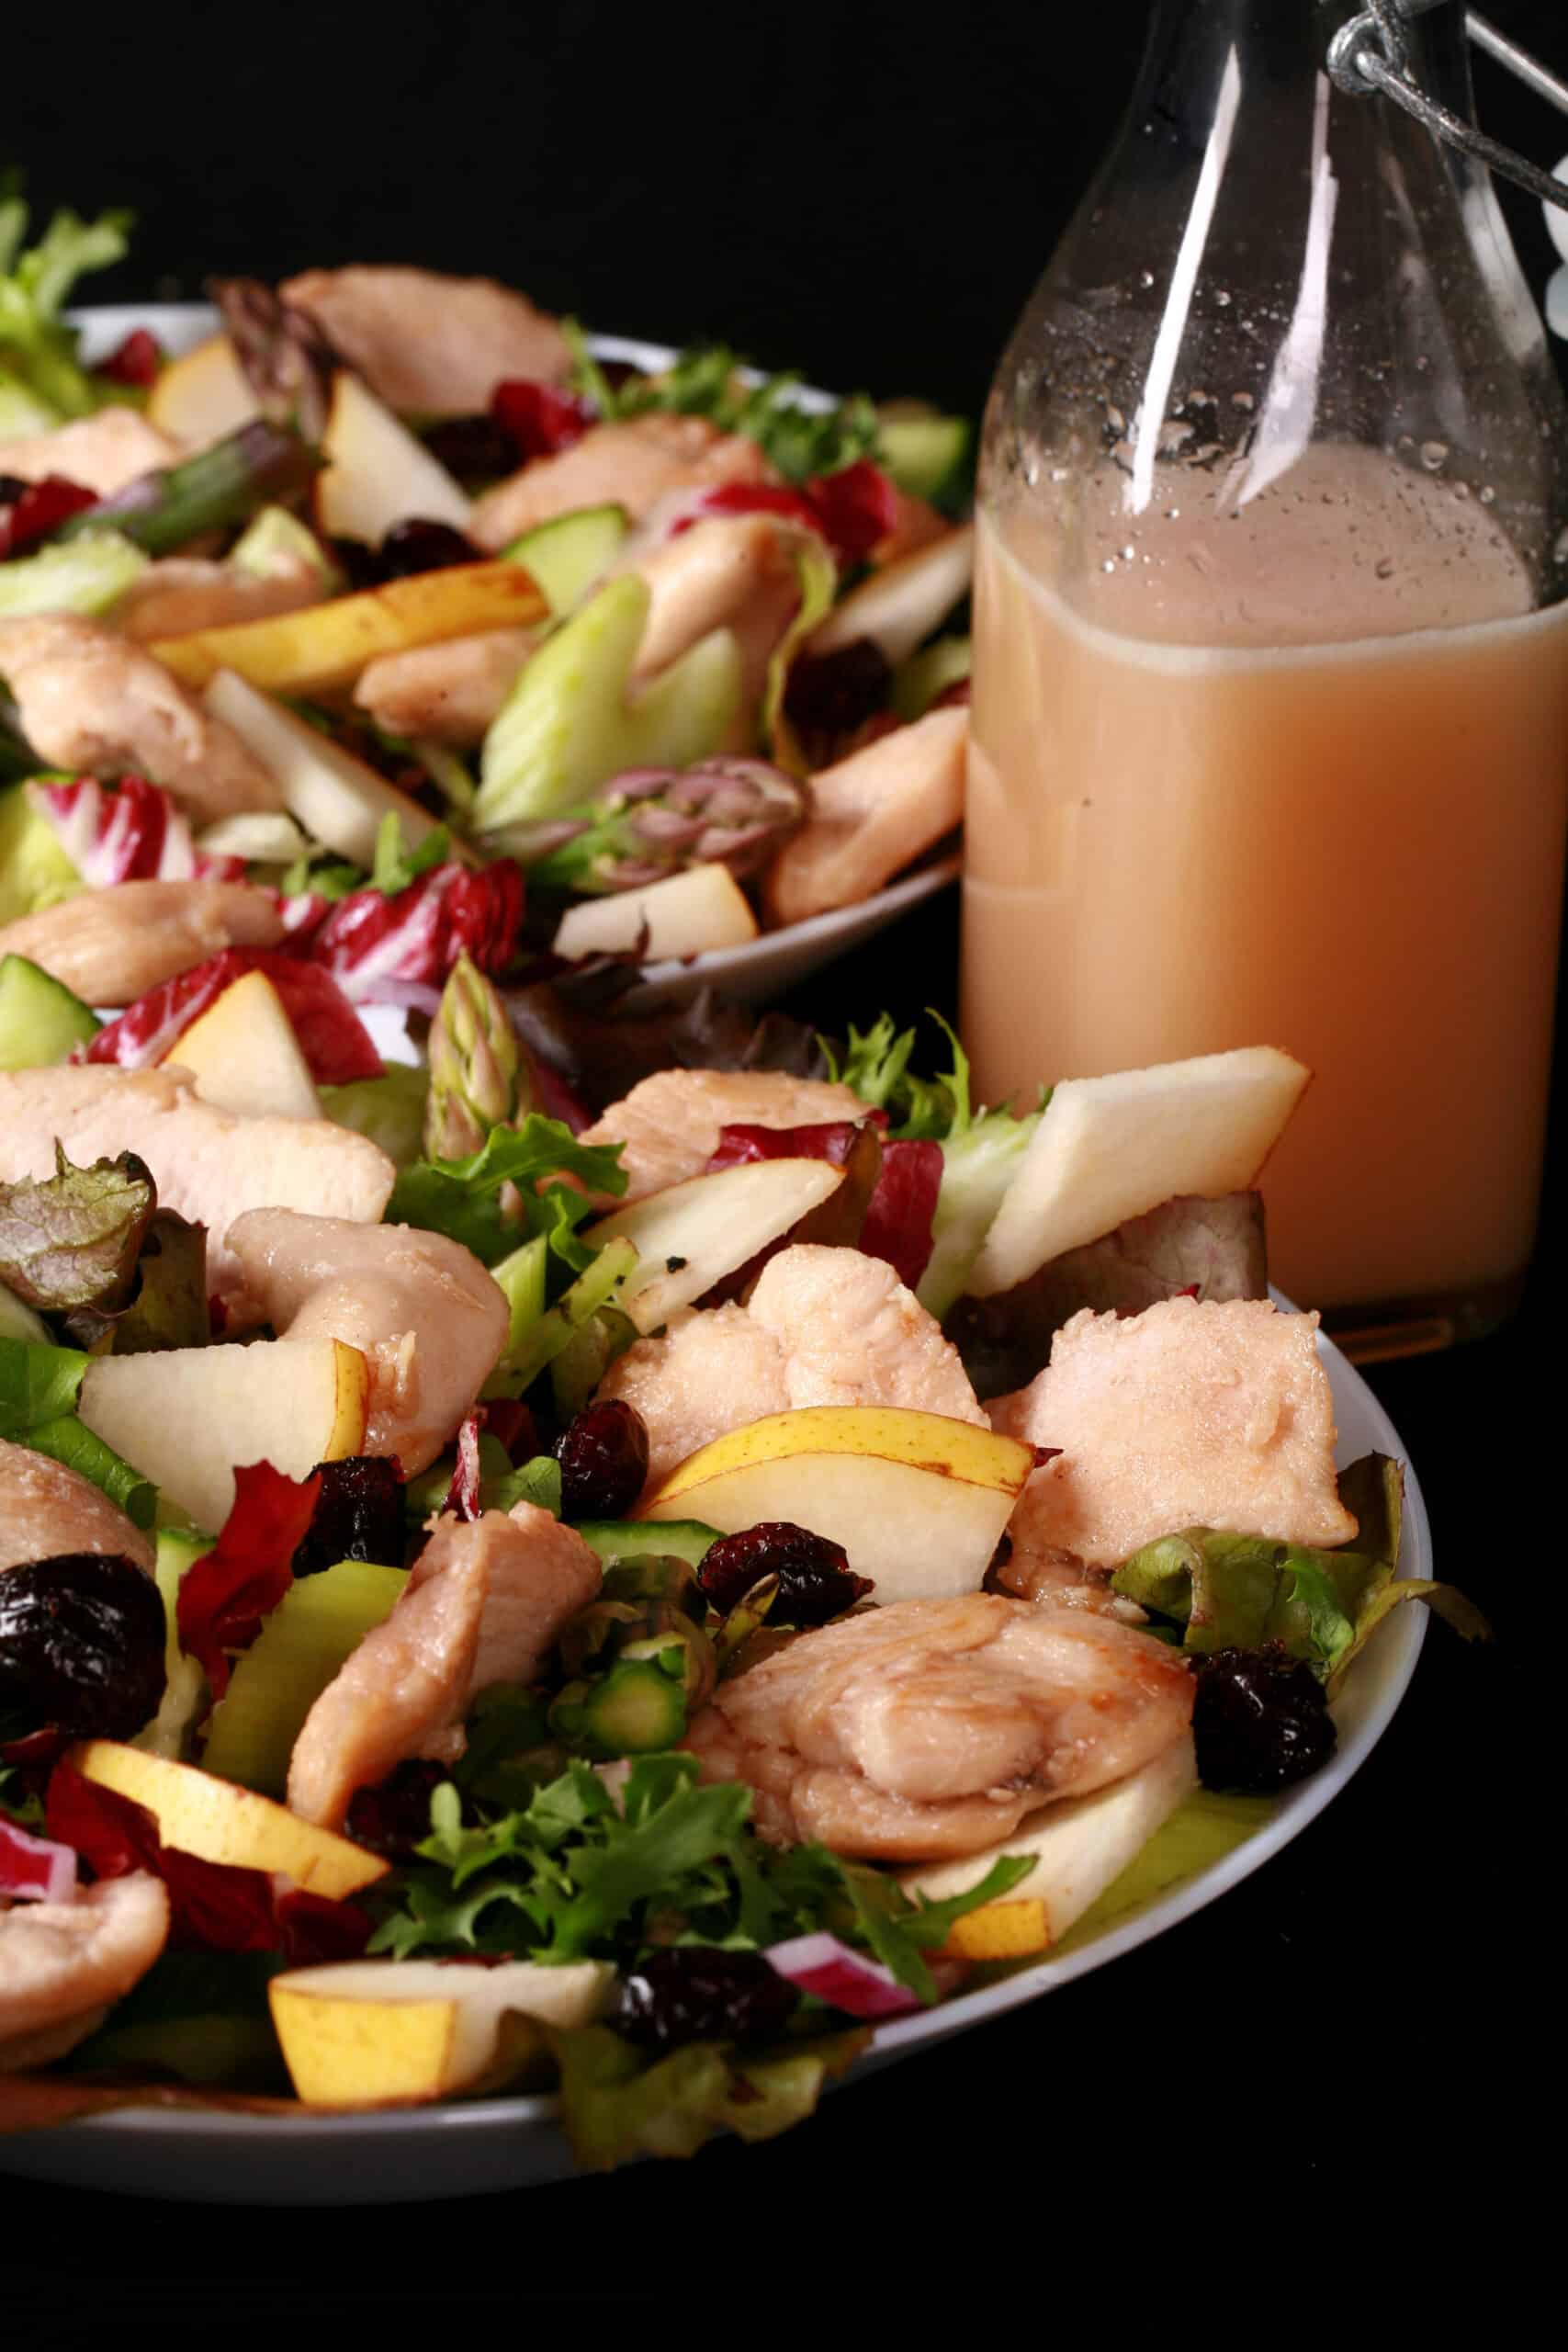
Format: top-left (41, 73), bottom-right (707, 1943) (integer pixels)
top-left (0, 1312), bottom-right (1428, 2203)
top-left (59, 304), bottom-right (961, 1001)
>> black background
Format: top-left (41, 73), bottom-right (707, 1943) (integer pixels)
top-left (4, 0), bottom-right (1556, 2318)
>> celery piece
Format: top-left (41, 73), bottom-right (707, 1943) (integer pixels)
top-left (200, 1559), bottom-right (407, 1794)
top-left (491, 1234), bottom-right (549, 1355)
top-left (484, 1237), bottom-right (637, 1401)
top-left (134, 1528), bottom-right (214, 1761)
top-left (0, 529), bottom-right (147, 620)
top-left (0, 783), bottom-right (79, 922)
top-left (500, 503), bottom-right (630, 616)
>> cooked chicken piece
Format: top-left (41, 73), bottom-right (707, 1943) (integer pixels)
top-left (0, 616), bottom-right (280, 824)
top-left (682, 1593), bottom-right (1194, 1860)
top-left (109, 559), bottom-right (324, 644)
top-left (0, 1439), bottom-right (155, 1577)
top-left (597, 1305), bottom-right (789, 1491)
top-left (0, 408), bottom-right (184, 498)
top-left (626, 513), bottom-right (813, 701)
top-left (0, 1875), bottom-right (170, 2072)
top-left (763, 704), bottom-right (966, 928)
top-left (746, 1246), bottom-right (988, 1423)
top-left (989, 1538), bottom-right (1147, 1624)
top-left (992, 1296), bottom-right (1358, 1569)
top-left (353, 625), bottom-right (538, 747)
top-left (224, 1209), bottom-right (509, 1476)
top-left (598, 1245), bottom-right (985, 1494)
top-left (0, 1066), bottom-right (394, 1298)
top-left (287, 1503), bottom-right (602, 1828)
top-left (873, 486), bottom-right (954, 566)
top-left (278, 265), bottom-right (570, 416)
top-left (577, 1066), bottom-right (865, 1204)
top-left (469, 414), bottom-right (772, 553)
top-left (0, 878), bottom-right (285, 1010)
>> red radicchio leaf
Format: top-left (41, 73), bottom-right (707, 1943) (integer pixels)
top-left (491, 378), bottom-right (595, 461)
top-left (32, 775), bottom-right (198, 888)
top-left (176, 1462), bottom-right (322, 1701)
top-left (801, 458), bottom-right (901, 567)
top-left (443, 1409), bottom-right (486, 1522)
top-left (43, 1762), bottom-right (370, 1957)
top-left (98, 327), bottom-right (164, 388)
top-left (0, 473), bottom-right (97, 560)
top-left (673, 481), bottom-right (823, 544)
top-left (0, 1815), bottom-right (77, 1903)
top-left (299, 861), bottom-right (525, 1002)
top-left (708, 1118), bottom-right (940, 1291)
top-left (479, 1398), bottom-right (536, 1463)
top-left (85, 949), bottom-right (382, 1082)
top-left (859, 1138), bottom-right (943, 1292)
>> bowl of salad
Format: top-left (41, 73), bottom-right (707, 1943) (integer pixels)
top-left (1, 195), bottom-right (973, 1019)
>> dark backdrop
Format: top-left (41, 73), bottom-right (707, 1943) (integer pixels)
top-left (5, 0), bottom-right (1558, 2313)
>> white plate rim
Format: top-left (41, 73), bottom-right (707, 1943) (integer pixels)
top-left (2, 1303), bottom-right (1428, 2171)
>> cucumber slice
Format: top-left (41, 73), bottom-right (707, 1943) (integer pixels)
top-left (501, 504), bottom-right (630, 616)
top-left (134, 1528), bottom-right (215, 1760)
top-left (200, 1559), bottom-right (408, 1795)
top-left (574, 1518), bottom-right (723, 1572)
top-left (0, 529), bottom-right (149, 620)
top-left (0, 785), bottom-right (82, 924)
top-left (875, 411), bottom-right (973, 507)
top-left (472, 576), bottom-right (742, 832)
top-left (0, 1283), bottom-right (50, 1342)
top-left (0, 952), bottom-right (100, 1070)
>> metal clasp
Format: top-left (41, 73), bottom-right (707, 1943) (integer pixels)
top-left (1328, 2), bottom-right (1568, 211)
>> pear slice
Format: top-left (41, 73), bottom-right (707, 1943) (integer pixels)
top-left (964, 1046), bottom-right (1311, 1299)
top-left (205, 669), bottom-right (446, 868)
top-left (68, 1740), bottom-right (388, 1901)
top-left (581, 1157), bottom-right (846, 1335)
top-left (639, 1404), bottom-right (1036, 1602)
top-left (553, 862), bottom-right (758, 963)
top-left (806, 524), bottom-right (975, 666)
top-left (270, 1957), bottom-right (615, 2107)
top-left (165, 969), bottom-right (321, 1122)
top-left (146, 334), bottom-right (260, 443)
top-left (77, 1336), bottom-right (370, 1533)
top-left (315, 372), bottom-right (473, 544)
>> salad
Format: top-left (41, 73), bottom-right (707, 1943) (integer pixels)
top-left (1, 191), bottom-right (975, 1003)
top-left (0, 944), bottom-right (1483, 2165)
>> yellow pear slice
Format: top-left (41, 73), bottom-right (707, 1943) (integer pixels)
top-left (639, 1405), bottom-right (1036, 1601)
top-left (316, 372), bottom-right (473, 544)
top-left (67, 1741), bottom-right (388, 1901)
top-left (270, 1957), bottom-right (615, 2107)
top-left (964, 1046), bottom-right (1311, 1298)
top-left (164, 969), bottom-right (321, 1122)
top-left (146, 334), bottom-right (260, 443)
top-left (78, 1336), bottom-right (369, 1533)
top-left (204, 668), bottom-right (447, 868)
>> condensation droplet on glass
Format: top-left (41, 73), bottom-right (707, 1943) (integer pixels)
top-left (1415, 354), bottom-right (1430, 372)
top-left (1213, 288), bottom-right (1232, 307)
top-left (1420, 441), bottom-right (1448, 470)
top-left (1375, 556), bottom-right (1396, 580)
top-left (1100, 558), bottom-right (1117, 574)
top-left (1231, 390), bottom-right (1255, 411)
top-left (1138, 269), bottom-right (1155, 288)
top-left (1024, 456), bottom-right (1041, 486)
top-left (1552, 527), bottom-right (1568, 566)
top-left (1121, 545), bottom-right (1136, 561)
top-left (1106, 403), bottom-right (1125, 434)
top-left (1479, 485), bottom-right (1496, 504)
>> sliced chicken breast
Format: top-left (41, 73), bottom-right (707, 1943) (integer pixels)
top-left (469, 415), bottom-right (771, 552)
top-left (0, 1439), bottom-right (156, 1576)
top-left (278, 266), bottom-right (571, 416)
top-left (0, 878), bottom-right (285, 1010)
top-left (577, 1067), bottom-right (865, 1204)
top-left (0, 409), bottom-right (185, 498)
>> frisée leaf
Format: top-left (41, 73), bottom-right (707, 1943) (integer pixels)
top-left (386, 1113), bottom-right (626, 1271)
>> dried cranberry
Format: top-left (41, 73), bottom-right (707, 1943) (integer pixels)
top-left (615, 1946), bottom-right (798, 2052)
top-left (98, 327), bottom-right (163, 388)
top-left (698, 1522), bottom-right (873, 1623)
top-left (377, 517), bottom-right (481, 578)
top-left (0, 1555), bottom-right (166, 1742)
top-left (1192, 1645), bottom-right (1337, 1793)
top-left (784, 639), bottom-right (895, 753)
top-left (490, 379), bottom-right (594, 461)
top-left (555, 1400), bottom-right (649, 1520)
top-left (344, 1759), bottom-right (450, 1861)
top-left (291, 1456), bottom-right (407, 1578)
top-left (330, 536), bottom-right (385, 591)
top-left (0, 472), bottom-right (99, 560)
top-left (421, 413), bottom-right (523, 483)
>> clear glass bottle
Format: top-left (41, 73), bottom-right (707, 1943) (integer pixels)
top-left (962, 0), bottom-right (1568, 1356)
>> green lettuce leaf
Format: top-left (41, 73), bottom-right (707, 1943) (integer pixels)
top-left (547, 2020), bottom-right (871, 2171)
top-left (319, 1066), bottom-right (430, 1166)
top-left (0, 1334), bottom-right (89, 1432)
top-left (62, 1210), bottom-right (209, 1356)
top-left (0, 1147), bottom-right (155, 1317)
top-left (369, 810), bottom-right (450, 895)
top-left (0, 187), bottom-right (133, 424)
top-left (1111, 1457), bottom-right (1489, 1688)
top-left (385, 1114), bottom-right (626, 1270)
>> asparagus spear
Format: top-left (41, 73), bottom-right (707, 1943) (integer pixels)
top-left (503, 757), bottom-right (809, 897)
top-left (423, 951), bottom-right (532, 1161)
top-left (51, 420), bottom-right (321, 558)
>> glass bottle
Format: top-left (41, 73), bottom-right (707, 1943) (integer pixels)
top-left (962, 0), bottom-right (1568, 1357)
